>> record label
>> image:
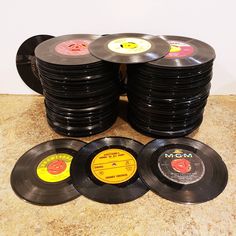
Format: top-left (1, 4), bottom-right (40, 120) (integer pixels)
top-left (157, 148), bottom-right (205, 184)
top-left (55, 39), bottom-right (91, 56)
top-left (91, 148), bottom-right (137, 184)
top-left (37, 153), bottom-right (73, 182)
top-left (108, 38), bottom-right (151, 54)
top-left (138, 138), bottom-right (227, 204)
top-left (165, 41), bottom-right (194, 59)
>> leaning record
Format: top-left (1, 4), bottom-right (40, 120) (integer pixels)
top-left (16, 34), bottom-right (54, 94)
top-left (10, 139), bottom-right (86, 205)
top-left (35, 34), bottom-right (102, 65)
top-left (70, 137), bottom-right (149, 204)
top-left (88, 33), bottom-right (170, 64)
top-left (138, 138), bottom-right (228, 204)
top-left (148, 35), bottom-right (216, 68)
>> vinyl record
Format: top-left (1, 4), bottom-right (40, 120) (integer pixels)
top-left (41, 80), bottom-right (118, 99)
top-left (70, 137), bottom-right (149, 204)
top-left (35, 34), bottom-right (102, 65)
top-left (44, 90), bottom-right (119, 108)
top-left (16, 34), bottom-right (54, 94)
top-left (138, 138), bottom-right (228, 204)
top-left (10, 139), bottom-right (86, 205)
top-left (88, 33), bottom-right (170, 64)
top-left (47, 115), bottom-right (117, 137)
top-left (149, 35), bottom-right (216, 68)
top-left (44, 97), bottom-right (118, 115)
top-left (128, 114), bottom-right (203, 137)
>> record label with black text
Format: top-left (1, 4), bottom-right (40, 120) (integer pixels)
top-left (70, 137), bottom-right (148, 204)
top-left (10, 139), bottom-right (86, 205)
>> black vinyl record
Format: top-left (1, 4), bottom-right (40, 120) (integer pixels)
top-left (70, 137), bottom-right (149, 204)
top-left (10, 139), bottom-right (86, 205)
top-left (149, 35), bottom-right (215, 68)
top-left (128, 114), bottom-right (203, 137)
top-left (138, 138), bottom-right (228, 204)
top-left (35, 34), bottom-right (102, 65)
top-left (88, 33), bottom-right (170, 64)
top-left (16, 34), bottom-right (54, 94)
top-left (47, 115), bottom-right (117, 137)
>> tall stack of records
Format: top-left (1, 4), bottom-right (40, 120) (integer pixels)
top-left (35, 34), bottom-right (120, 137)
top-left (127, 36), bottom-right (215, 137)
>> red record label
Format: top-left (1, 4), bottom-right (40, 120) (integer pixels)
top-left (55, 39), bottom-right (91, 56)
top-left (165, 40), bottom-right (195, 59)
top-left (158, 148), bottom-right (205, 184)
top-left (171, 159), bottom-right (191, 174)
top-left (47, 160), bottom-right (67, 175)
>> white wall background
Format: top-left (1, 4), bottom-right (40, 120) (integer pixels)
top-left (0, 0), bottom-right (235, 95)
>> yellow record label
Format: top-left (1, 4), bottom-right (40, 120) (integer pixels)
top-left (36, 153), bottom-right (73, 182)
top-left (170, 45), bottom-right (181, 53)
top-left (91, 148), bottom-right (137, 184)
top-left (108, 38), bottom-right (151, 54)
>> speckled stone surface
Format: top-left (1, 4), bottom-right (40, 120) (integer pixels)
top-left (0, 95), bottom-right (235, 236)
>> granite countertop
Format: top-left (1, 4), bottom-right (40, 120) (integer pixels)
top-left (0, 94), bottom-right (235, 236)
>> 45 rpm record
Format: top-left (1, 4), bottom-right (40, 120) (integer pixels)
top-left (88, 33), bottom-right (170, 64)
top-left (16, 34), bottom-right (54, 94)
top-left (149, 35), bottom-right (216, 68)
top-left (35, 34), bottom-right (102, 66)
top-left (70, 137), bottom-right (149, 204)
top-left (138, 138), bottom-right (228, 204)
top-left (10, 139), bottom-right (86, 205)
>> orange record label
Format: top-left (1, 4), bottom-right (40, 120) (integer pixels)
top-left (91, 148), bottom-right (137, 184)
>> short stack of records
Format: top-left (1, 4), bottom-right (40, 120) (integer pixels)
top-left (127, 36), bottom-right (215, 137)
top-left (35, 34), bottom-right (120, 137)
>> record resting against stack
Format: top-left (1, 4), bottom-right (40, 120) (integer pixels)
top-left (10, 137), bottom-right (228, 205)
top-left (34, 34), bottom-right (120, 137)
top-left (126, 36), bottom-right (216, 137)
top-left (16, 34), bottom-right (55, 94)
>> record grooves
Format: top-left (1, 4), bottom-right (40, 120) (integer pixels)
top-left (70, 137), bottom-right (149, 204)
top-left (10, 139), bottom-right (86, 205)
top-left (89, 33), bottom-right (170, 64)
top-left (137, 138), bottom-right (228, 204)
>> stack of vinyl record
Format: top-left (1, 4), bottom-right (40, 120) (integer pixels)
top-left (127, 36), bottom-right (215, 137)
top-left (35, 34), bottom-right (120, 136)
